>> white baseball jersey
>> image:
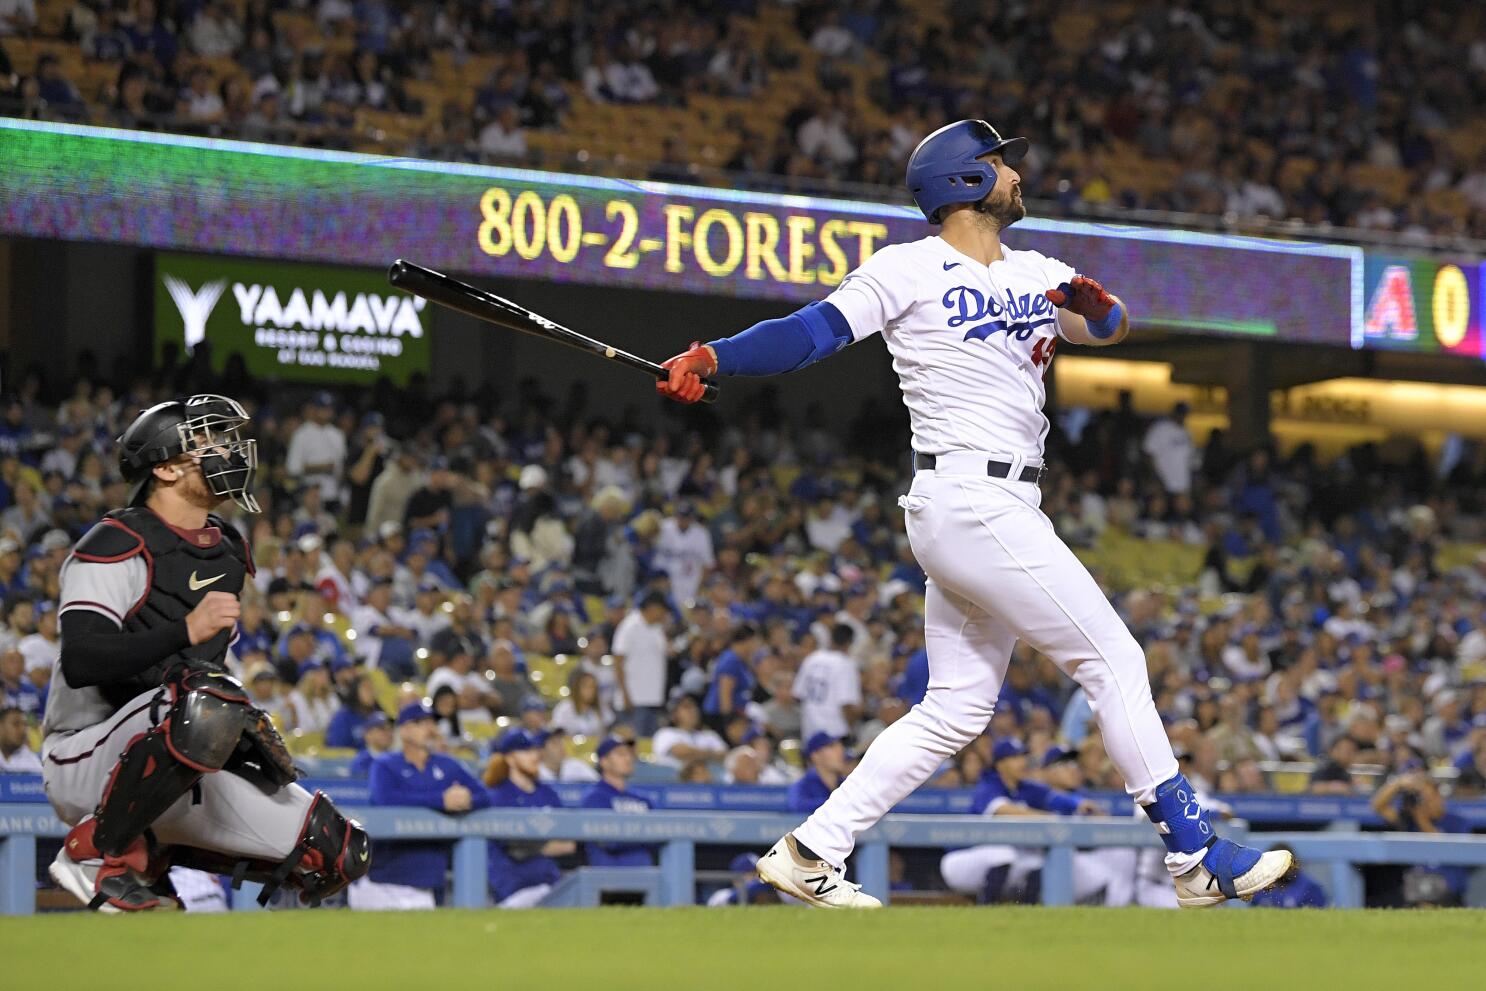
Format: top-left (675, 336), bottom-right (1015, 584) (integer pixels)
top-left (823, 236), bottom-right (1075, 458)
top-left (793, 648), bottom-right (861, 741)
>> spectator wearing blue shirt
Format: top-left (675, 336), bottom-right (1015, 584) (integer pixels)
top-left (894, 647), bottom-right (929, 707)
top-left (579, 737), bottom-right (655, 867)
top-left (1249, 846), bottom-right (1328, 908)
top-left (702, 625), bottom-right (761, 729)
top-left (233, 599), bottom-right (277, 664)
top-left (997, 661), bottom-right (1062, 724)
top-left (350, 702), bottom-right (491, 910)
top-left (276, 622), bottom-right (348, 684)
top-left (0, 536), bottom-right (27, 602)
top-left (1452, 734), bottom-right (1486, 790)
top-left (348, 712), bottom-right (393, 777)
top-left (327, 675), bottom-right (388, 749)
top-left (787, 732), bottom-right (849, 815)
top-left (0, 648), bottom-right (41, 721)
top-left (485, 729), bottom-right (575, 908)
top-left (940, 738), bottom-right (1105, 904)
top-left (0, 401), bottom-right (33, 461)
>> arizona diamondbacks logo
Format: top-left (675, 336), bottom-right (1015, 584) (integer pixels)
top-left (163, 275), bottom-right (228, 353)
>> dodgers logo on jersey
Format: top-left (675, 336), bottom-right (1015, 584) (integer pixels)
top-left (942, 286), bottom-right (1056, 342)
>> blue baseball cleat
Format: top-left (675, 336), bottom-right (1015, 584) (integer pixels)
top-left (1173, 838), bottom-right (1299, 908)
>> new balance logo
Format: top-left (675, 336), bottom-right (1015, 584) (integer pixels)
top-left (803, 874), bottom-right (838, 897)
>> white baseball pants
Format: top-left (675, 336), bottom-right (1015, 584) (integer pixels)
top-left (497, 883), bottom-right (553, 909)
top-left (939, 844), bottom-right (1138, 905)
top-left (794, 462), bottom-right (1179, 868)
top-left (169, 867), bottom-right (230, 912)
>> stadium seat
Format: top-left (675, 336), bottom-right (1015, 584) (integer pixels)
top-left (287, 730), bottom-right (326, 757)
top-left (567, 735), bottom-right (598, 762)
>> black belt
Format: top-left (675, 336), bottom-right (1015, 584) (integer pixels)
top-left (912, 452), bottom-right (1046, 485)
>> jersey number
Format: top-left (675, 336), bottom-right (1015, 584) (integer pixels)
top-left (1030, 337), bottom-right (1057, 374)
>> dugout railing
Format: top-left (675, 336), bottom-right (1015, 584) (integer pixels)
top-left (4, 805), bottom-right (1486, 914)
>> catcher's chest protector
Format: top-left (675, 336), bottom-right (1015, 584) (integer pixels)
top-left (89, 508), bottom-right (253, 708)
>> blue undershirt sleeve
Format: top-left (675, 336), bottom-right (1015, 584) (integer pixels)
top-left (707, 301), bottom-right (853, 376)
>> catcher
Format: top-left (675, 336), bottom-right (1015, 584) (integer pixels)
top-left (41, 394), bottom-right (369, 912)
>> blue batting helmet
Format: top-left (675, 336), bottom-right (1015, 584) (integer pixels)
top-left (906, 120), bottom-right (1029, 224)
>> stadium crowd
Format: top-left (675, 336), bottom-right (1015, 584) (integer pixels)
top-left (2, 353), bottom-right (1485, 804)
top-left (1, 0), bottom-right (1484, 244)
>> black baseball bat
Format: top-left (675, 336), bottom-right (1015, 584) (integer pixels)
top-left (387, 260), bottom-right (720, 404)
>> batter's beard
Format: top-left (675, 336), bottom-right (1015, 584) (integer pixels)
top-left (973, 190), bottom-right (1026, 230)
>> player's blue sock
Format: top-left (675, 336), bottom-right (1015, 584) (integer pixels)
top-left (794, 837), bottom-right (824, 861)
top-left (1141, 773), bottom-right (1217, 855)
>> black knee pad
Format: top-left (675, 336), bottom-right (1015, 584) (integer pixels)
top-left (166, 689), bottom-right (253, 770)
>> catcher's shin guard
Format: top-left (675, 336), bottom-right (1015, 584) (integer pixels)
top-left (171, 791), bottom-right (371, 906)
top-left (91, 725), bottom-right (206, 857)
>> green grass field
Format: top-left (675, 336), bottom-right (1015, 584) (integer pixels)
top-left (2, 907), bottom-right (1483, 990)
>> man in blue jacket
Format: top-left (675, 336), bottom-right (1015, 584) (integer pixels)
top-left (579, 736), bottom-right (655, 866)
top-left (788, 732), bottom-right (850, 815)
top-left (939, 737), bottom-right (1105, 903)
top-left (350, 701), bottom-right (490, 910)
top-left (487, 728), bottom-right (575, 908)
top-left (348, 712), bottom-right (393, 777)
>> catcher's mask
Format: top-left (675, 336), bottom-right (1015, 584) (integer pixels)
top-left (119, 393), bottom-right (261, 513)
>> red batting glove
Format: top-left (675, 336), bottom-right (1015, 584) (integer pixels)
top-left (655, 342), bottom-right (717, 405)
top-left (1045, 275), bottom-right (1116, 322)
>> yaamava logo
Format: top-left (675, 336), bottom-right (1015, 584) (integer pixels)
top-left (231, 283), bottom-right (427, 337)
top-left (164, 272), bottom-right (427, 347)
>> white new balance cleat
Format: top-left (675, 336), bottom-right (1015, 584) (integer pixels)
top-left (1174, 839), bottom-right (1298, 908)
top-left (49, 850), bottom-right (118, 913)
top-left (757, 834), bottom-right (882, 909)
top-left (50, 822), bottom-right (180, 914)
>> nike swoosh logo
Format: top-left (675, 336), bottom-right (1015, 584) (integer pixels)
top-left (943, 261), bottom-right (961, 271)
top-left (188, 571), bottom-right (225, 591)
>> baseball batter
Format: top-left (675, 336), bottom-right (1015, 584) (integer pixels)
top-left (657, 120), bottom-right (1295, 908)
top-left (41, 394), bottom-right (369, 911)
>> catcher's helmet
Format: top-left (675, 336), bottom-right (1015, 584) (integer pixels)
top-left (119, 394), bottom-right (260, 513)
top-left (906, 120), bottom-right (1029, 224)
